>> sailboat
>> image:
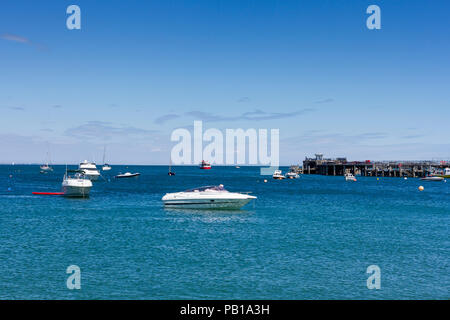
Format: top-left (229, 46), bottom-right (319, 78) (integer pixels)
top-left (168, 159), bottom-right (175, 176)
top-left (102, 146), bottom-right (112, 171)
top-left (40, 145), bottom-right (53, 173)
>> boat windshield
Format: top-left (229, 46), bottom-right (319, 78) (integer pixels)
top-left (184, 185), bottom-right (227, 193)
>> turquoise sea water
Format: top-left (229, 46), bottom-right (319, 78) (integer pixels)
top-left (0, 165), bottom-right (448, 299)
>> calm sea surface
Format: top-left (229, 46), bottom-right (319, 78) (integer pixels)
top-left (0, 165), bottom-right (448, 299)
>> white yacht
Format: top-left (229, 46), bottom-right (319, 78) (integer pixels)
top-left (272, 169), bottom-right (285, 180)
top-left (79, 160), bottom-right (101, 181)
top-left (162, 185), bottom-right (256, 209)
top-left (345, 172), bottom-right (357, 181)
top-left (285, 171), bottom-right (299, 179)
top-left (62, 170), bottom-right (93, 197)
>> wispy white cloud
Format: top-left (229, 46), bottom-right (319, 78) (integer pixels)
top-left (65, 121), bottom-right (159, 141)
top-left (314, 98), bottom-right (334, 104)
top-left (3, 106), bottom-right (26, 111)
top-left (237, 97), bottom-right (251, 103)
top-left (154, 114), bottom-right (181, 124)
top-left (1, 33), bottom-right (46, 50)
top-left (1, 33), bottom-right (30, 44)
top-left (157, 108), bottom-right (316, 124)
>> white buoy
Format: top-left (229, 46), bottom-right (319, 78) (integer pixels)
top-left (263, 179), bottom-right (267, 183)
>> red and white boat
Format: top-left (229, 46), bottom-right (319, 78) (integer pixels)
top-left (200, 160), bottom-right (211, 169)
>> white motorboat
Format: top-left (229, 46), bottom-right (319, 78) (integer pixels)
top-left (79, 160), bottom-right (100, 181)
top-left (345, 172), bottom-right (357, 181)
top-left (421, 175), bottom-right (444, 181)
top-left (162, 185), bottom-right (256, 209)
top-left (273, 169), bottom-right (285, 180)
top-left (285, 171), bottom-right (299, 179)
top-left (62, 170), bottom-right (92, 197)
top-left (115, 172), bottom-right (140, 179)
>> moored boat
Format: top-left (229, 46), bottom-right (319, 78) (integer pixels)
top-left (115, 172), bottom-right (140, 179)
top-left (40, 145), bottom-right (53, 172)
top-left (273, 169), bottom-right (285, 180)
top-left (437, 168), bottom-right (450, 179)
top-left (421, 175), bottom-right (444, 181)
top-left (101, 147), bottom-right (112, 171)
top-left (40, 164), bottom-right (53, 172)
top-left (79, 160), bottom-right (101, 181)
top-left (200, 160), bottom-right (211, 169)
top-left (61, 170), bottom-right (92, 197)
top-left (345, 172), bottom-right (357, 181)
top-left (162, 185), bottom-right (256, 209)
top-left (285, 171), bottom-right (299, 179)
top-left (168, 161), bottom-right (175, 176)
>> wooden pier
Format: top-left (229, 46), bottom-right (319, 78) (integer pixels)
top-left (302, 154), bottom-right (449, 178)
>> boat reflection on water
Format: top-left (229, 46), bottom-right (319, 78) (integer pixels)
top-left (163, 207), bottom-right (254, 215)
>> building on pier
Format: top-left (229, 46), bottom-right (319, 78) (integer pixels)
top-left (302, 154), bottom-right (449, 178)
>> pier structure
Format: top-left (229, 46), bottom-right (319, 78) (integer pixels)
top-left (302, 154), bottom-right (449, 178)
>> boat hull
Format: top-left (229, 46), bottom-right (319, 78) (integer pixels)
top-left (115, 173), bottom-right (140, 178)
top-left (421, 177), bottom-right (444, 181)
top-left (163, 198), bottom-right (252, 209)
top-left (84, 173), bottom-right (100, 181)
top-left (62, 186), bottom-right (91, 197)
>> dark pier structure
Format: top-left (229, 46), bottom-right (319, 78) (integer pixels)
top-left (303, 154), bottom-right (449, 178)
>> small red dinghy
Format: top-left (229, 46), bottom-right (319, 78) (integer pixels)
top-left (32, 192), bottom-right (64, 196)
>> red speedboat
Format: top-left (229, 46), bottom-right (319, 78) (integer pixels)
top-left (200, 160), bottom-right (211, 169)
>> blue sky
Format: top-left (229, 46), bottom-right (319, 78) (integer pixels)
top-left (1, 0), bottom-right (449, 164)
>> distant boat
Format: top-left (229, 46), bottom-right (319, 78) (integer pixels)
top-left (102, 146), bottom-right (112, 171)
top-left (79, 160), bottom-right (100, 181)
top-left (40, 165), bottom-right (53, 173)
top-left (40, 145), bottom-right (53, 172)
top-left (168, 161), bottom-right (175, 176)
top-left (421, 175), bottom-right (444, 181)
top-left (273, 169), bottom-right (285, 180)
top-left (437, 168), bottom-right (450, 179)
top-left (115, 172), bottom-right (140, 179)
top-left (285, 171), bottom-right (299, 179)
top-left (200, 160), bottom-right (211, 169)
top-left (345, 172), bottom-right (357, 181)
